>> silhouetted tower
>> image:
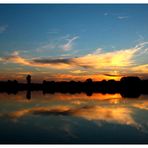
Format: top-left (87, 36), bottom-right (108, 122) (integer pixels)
top-left (26, 75), bottom-right (31, 85)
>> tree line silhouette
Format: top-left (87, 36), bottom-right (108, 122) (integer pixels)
top-left (0, 75), bottom-right (148, 99)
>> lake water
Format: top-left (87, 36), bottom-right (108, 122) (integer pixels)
top-left (0, 92), bottom-right (148, 144)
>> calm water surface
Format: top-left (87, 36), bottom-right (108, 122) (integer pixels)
top-left (0, 92), bottom-right (148, 144)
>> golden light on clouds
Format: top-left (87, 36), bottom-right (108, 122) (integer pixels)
top-left (72, 106), bottom-right (139, 127)
top-left (132, 101), bottom-right (148, 111)
top-left (9, 109), bottom-right (31, 119)
top-left (4, 104), bottom-right (140, 129)
top-left (131, 64), bottom-right (148, 73)
top-left (8, 106), bottom-right (70, 119)
top-left (49, 93), bottom-right (122, 101)
top-left (74, 47), bottom-right (137, 69)
top-left (0, 42), bottom-right (148, 81)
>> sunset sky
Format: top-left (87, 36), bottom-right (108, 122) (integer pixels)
top-left (0, 4), bottom-right (148, 82)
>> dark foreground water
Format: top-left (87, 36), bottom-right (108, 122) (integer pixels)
top-left (0, 92), bottom-right (148, 144)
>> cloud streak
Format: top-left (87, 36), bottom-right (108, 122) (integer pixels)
top-left (0, 42), bottom-right (148, 79)
top-left (31, 42), bottom-right (143, 69)
top-left (117, 16), bottom-right (129, 20)
top-left (0, 25), bottom-right (8, 33)
top-left (61, 36), bottom-right (79, 51)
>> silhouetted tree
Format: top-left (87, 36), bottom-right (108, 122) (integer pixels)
top-left (120, 76), bottom-right (141, 97)
top-left (0, 75), bottom-right (148, 99)
top-left (85, 78), bottom-right (93, 83)
top-left (120, 76), bottom-right (141, 83)
top-left (120, 76), bottom-right (141, 89)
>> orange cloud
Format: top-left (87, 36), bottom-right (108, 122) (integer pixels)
top-left (46, 93), bottom-right (122, 101)
top-left (0, 52), bottom-right (73, 69)
top-left (72, 106), bottom-right (139, 127)
top-left (74, 48), bottom-right (137, 69)
top-left (1, 42), bottom-right (147, 70)
top-left (9, 109), bottom-right (31, 119)
top-left (0, 42), bottom-right (148, 81)
top-left (48, 73), bottom-right (121, 81)
top-left (4, 104), bottom-right (140, 128)
top-left (131, 64), bottom-right (148, 73)
top-left (132, 101), bottom-right (148, 111)
top-left (70, 70), bottom-right (87, 74)
top-left (7, 105), bottom-right (70, 120)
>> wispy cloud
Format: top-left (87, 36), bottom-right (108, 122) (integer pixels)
top-left (131, 64), bottom-right (148, 73)
top-left (135, 33), bottom-right (145, 44)
top-left (0, 43), bottom-right (143, 69)
top-left (47, 29), bottom-right (59, 34)
top-left (0, 51), bottom-right (30, 66)
top-left (35, 35), bottom-right (79, 53)
top-left (70, 70), bottom-right (87, 74)
top-left (93, 48), bottom-right (103, 54)
top-left (36, 43), bottom-right (55, 53)
top-left (0, 25), bottom-right (8, 33)
top-left (11, 51), bottom-right (19, 56)
top-left (103, 12), bottom-right (129, 20)
top-left (0, 51), bottom-right (75, 69)
top-left (0, 42), bottom-right (148, 79)
top-left (104, 12), bottom-right (109, 16)
top-left (61, 36), bottom-right (79, 51)
top-left (74, 47), bottom-right (137, 68)
top-left (117, 16), bottom-right (129, 20)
